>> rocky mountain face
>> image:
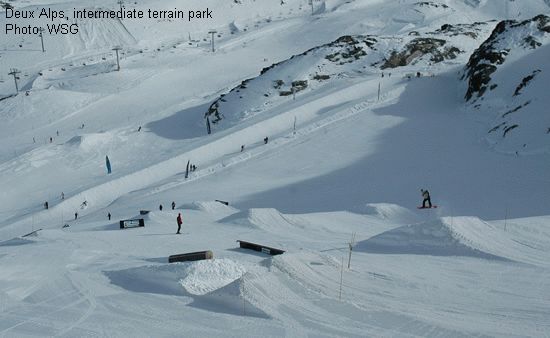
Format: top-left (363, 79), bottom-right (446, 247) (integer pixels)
top-left (462, 15), bottom-right (550, 154)
top-left (463, 15), bottom-right (550, 101)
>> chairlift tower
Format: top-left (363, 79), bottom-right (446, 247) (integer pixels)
top-left (208, 30), bottom-right (217, 53)
top-left (38, 27), bottom-right (45, 52)
top-left (117, 0), bottom-right (124, 14)
top-left (8, 68), bottom-right (21, 93)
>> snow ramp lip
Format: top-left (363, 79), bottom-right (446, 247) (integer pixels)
top-left (355, 218), bottom-right (511, 261)
top-left (219, 208), bottom-right (303, 231)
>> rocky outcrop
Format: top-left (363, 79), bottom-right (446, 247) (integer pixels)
top-left (205, 35), bottom-right (377, 124)
top-left (381, 38), bottom-right (460, 69)
top-left (463, 15), bottom-right (550, 101)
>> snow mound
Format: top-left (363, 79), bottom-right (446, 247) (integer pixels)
top-left (105, 259), bottom-right (247, 297)
top-left (181, 201), bottom-right (239, 218)
top-left (105, 264), bottom-right (190, 296)
top-left (220, 208), bottom-right (303, 232)
top-left (363, 203), bottom-right (421, 223)
top-left (0, 238), bottom-right (35, 247)
top-left (355, 218), bottom-right (508, 260)
top-left (189, 276), bottom-right (269, 318)
top-left (179, 259), bottom-right (246, 295)
top-left (65, 132), bottom-right (114, 152)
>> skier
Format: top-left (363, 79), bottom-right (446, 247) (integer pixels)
top-left (159, 204), bottom-right (163, 211)
top-left (264, 137), bottom-right (268, 144)
top-left (241, 145), bottom-right (245, 152)
top-left (108, 212), bottom-right (111, 220)
top-left (61, 192), bottom-right (64, 200)
top-left (74, 212), bottom-right (78, 220)
top-left (176, 213), bottom-right (183, 234)
top-left (171, 201), bottom-right (176, 210)
top-left (44, 201), bottom-right (49, 209)
top-left (420, 189), bottom-right (432, 208)
top-left (138, 126), bottom-right (142, 132)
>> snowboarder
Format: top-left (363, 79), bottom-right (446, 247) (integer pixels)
top-left (176, 213), bottom-right (183, 234)
top-left (44, 201), bottom-right (48, 209)
top-left (159, 204), bottom-right (163, 211)
top-left (108, 212), bottom-right (111, 220)
top-left (420, 189), bottom-right (432, 208)
top-left (264, 136), bottom-right (268, 144)
top-left (171, 201), bottom-right (176, 210)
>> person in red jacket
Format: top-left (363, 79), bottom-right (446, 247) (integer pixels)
top-left (176, 213), bottom-right (183, 234)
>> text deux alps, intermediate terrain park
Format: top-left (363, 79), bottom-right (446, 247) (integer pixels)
top-left (1, 0), bottom-right (550, 337)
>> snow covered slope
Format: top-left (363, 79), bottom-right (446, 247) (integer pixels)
top-left (0, 0), bottom-right (549, 336)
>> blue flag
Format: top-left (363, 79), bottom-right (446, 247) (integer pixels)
top-left (106, 155), bottom-right (111, 174)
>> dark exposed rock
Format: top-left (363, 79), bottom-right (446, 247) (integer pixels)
top-left (381, 38), bottom-right (457, 69)
top-left (434, 23), bottom-right (479, 39)
top-left (503, 124), bottom-right (518, 137)
top-left (514, 70), bottom-right (541, 96)
top-left (523, 36), bottom-right (541, 49)
top-left (415, 1), bottom-right (449, 9)
top-left (313, 74), bottom-right (330, 80)
top-left (502, 101), bottom-right (531, 118)
top-left (488, 122), bottom-right (506, 133)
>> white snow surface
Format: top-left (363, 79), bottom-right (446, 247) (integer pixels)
top-left (1, 0), bottom-right (549, 337)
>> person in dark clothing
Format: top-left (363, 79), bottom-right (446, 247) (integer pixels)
top-left (421, 189), bottom-right (432, 208)
top-left (264, 137), bottom-right (268, 144)
top-left (44, 201), bottom-right (49, 209)
top-left (171, 201), bottom-right (176, 210)
top-left (74, 212), bottom-right (78, 220)
top-left (176, 213), bottom-right (183, 234)
top-left (241, 145), bottom-right (245, 152)
top-left (108, 212), bottom-right (111, 220)
top-left (159, 204), bottom-right (163, 211)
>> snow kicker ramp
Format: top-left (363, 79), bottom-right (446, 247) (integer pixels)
top-left (105, 259), bottom-right (268, 318)
top-left (356, 216), bottom-right (532, 262)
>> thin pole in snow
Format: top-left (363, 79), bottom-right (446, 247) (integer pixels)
top-left (293, 116), bottom-right (297, 134)
top-left (339, 256), bottom-right (344, 300)
top-left (377, 82), bottom-right (381, 101)
top-left (242, 273), bottom-right (246, 315)
top-left (504, 207), bottom-right (508, 231)
top-left (112, 46), bottom-right (122, 71)
top-left (347, 232), bottom-right (356, 269)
